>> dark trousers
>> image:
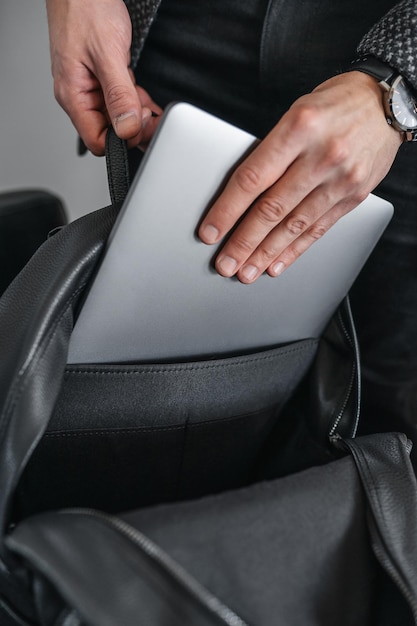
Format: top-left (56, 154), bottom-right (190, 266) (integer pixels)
top-left (135, 0), bottom-right (417, 450)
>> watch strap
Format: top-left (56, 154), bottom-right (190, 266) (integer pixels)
top-left (348, 56), bottom-right (396, 84)
top-left (348, 57), bottom-right (417, 143)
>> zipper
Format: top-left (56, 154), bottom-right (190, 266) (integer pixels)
top-left (329, 297), bottom-right (361, 439)
top-left (63, 509), bottom-right (248, 626)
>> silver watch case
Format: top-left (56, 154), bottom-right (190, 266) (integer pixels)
top-left (380, 75), bottom-right (417, 142)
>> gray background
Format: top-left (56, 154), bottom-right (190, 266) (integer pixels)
top-left (0, 0), bottom-right (110, 220)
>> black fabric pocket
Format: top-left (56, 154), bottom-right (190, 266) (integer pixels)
top-left (15, 339), bottom-right (318, 519)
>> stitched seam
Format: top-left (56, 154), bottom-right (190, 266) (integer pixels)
top-left (45, 403), bottom-right (280, 438)
top-left (65, 340), bottom-right (318, 377)
top-left (45, 425), bottom-right (185, 437)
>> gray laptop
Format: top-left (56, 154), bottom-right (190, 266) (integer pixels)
top-left (67, 102), bottom-right (393, 364)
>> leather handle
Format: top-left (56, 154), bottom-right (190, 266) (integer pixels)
top-left (105, 127), bottom-right (131, 206)
top-left (342, 433), bottom-right (417, 620)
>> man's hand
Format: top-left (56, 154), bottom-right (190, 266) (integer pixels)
top-left (198, 72), bottom-right (401, 283)
top-left (46, 0), bottom-right (162, 155)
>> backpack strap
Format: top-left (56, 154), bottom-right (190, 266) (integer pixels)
top-left (105, 127), bottom-right (130, 205)
top-left (0, 131), bottom-right (127, 554)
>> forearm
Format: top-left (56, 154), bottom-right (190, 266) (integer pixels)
top-left (357, 0), bottom-right (417, 89)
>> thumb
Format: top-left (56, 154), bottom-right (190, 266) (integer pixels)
top-left (99, 63), bottom-right (144, 141)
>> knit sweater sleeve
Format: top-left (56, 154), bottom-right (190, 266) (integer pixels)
top-left (123, 0), bottom-right (162, 68)
top-left (357, 0), bottom-right (417, 90)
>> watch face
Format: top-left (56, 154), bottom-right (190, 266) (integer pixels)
top-left (390, 75), bottom-right (417, 130)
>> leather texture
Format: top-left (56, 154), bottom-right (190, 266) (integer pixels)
top-left (0, 202), bottom-right (119, 548)
top-left (344, 433), bottom-right (417, 619)
top-left (5, 433), bottom-right (417, 626)
top-left (105, 127), bottom-right (130, 205)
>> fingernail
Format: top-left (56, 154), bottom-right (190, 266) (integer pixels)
top-left (241, 265), bottom-right (258, 282)
top-left (271, 261), bottom-right (285, 276)
top-left (217, 255), bottom-right (237, 276)
top-left (114, 111), bottom-right (139, 135)
top-left (200, 224), bottom-right (219, 244)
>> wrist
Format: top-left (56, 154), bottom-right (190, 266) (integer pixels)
top-left (347, 57), bottom-right (417, 142)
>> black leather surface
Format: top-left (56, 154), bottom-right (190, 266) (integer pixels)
top-left (105, 127), bottom-right (130, 205)
top-left (344, 433), bottom-right (417, 620)
top-left (6, 433), bottom-right (417, 626)
top-left (7, 511), bottom-right (244, 626)
top-left (0, 203), bottom-right (119, 550)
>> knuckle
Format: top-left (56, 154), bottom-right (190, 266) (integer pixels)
top-left (345, 163), bottom-right (368, 189)
top-left (233, 164), bottom-right (262, 194)
top-left (282, 242), bottom-right (303, 265)
top-left (325, 139), bottom-right (349, 167)
top-left (289, 102), bottom-right (320, 135)
top-left (284, 215), bottom-right (309, 237)
top-left (256, 195), bottom-right (288, 224)
top-left (307, 222), bottom-right (328, 242)
top-left (230, 236), bottom-right (255, 256)
top-left (259, 245), bottom-right (279, 263)
top-left (105, 82), bottom-right (132, 111)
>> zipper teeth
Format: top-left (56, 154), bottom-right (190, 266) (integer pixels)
top-left (337, 306), bottom-right (353, 348)
top-left (329, 366), bottom-right (355, 437)
top-left (63, 509), bottom-right (248, 626)
top-left (329, 301), bottom-right (361, 438)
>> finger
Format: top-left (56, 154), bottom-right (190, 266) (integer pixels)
top-left (127, 71), bottom-right (163, 116)
top-left (257, 198), bottom-right (358, 283)
top-left (234, 190), bottom-right (356, 284)
top-left (73, 108), bottom-right (110, 156)
top-left (213, 154), bottom-right (328, 278)
top-left (58, 79), bottom-right (110, 156)
top-left (96, 57), bottom-right (144, 142)
top-left (128, 85), bottom-right (163, 149)
top-left (135, 115), bottom-right (162, 151)
top-left (198, 122), bottom-right (303, 245)
top-left (136, 85), bottom-right (163, 116)
top-left (266, 199), bottom-right (360, 278)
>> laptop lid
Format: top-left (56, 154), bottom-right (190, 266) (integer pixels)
top-left (67, 102), bottom-right (393, 364)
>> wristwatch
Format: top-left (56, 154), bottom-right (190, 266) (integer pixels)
top-left (349, 56), bottom-right (417, 142)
